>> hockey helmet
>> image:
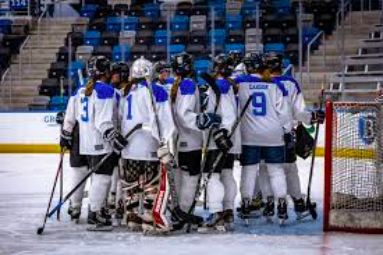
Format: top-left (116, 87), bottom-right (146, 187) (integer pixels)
top-left (228, 50), bottom-right (244, 66)
top-left (130, 57), bottom-right (153, 79)
top-left (264, 52), bottom-right (283, 72)
top-left (213, 54), bottom-right (235, 77)
top-left (87, 55), bottom-right (111, 78)
top-left (153, 61), bottom-right (171, 80)
top-left (171, 52), bottom-right (194, 77)
top-left (111, 62), bottom-right (130, 82)
top-left (242, 53), bottom-right (264, 74)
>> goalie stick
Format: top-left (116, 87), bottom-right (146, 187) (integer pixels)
top-left (36, 123), bottom-right (144, 235)
top-left (186, 72), bottom-right (222, 232)
top-left (305, 89), bottom-right (325, 221)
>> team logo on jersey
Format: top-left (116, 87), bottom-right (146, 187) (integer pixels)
top-left (358, 115), bottom-right (376, 145)
top-left (95, 144), bottom-right (104, 151)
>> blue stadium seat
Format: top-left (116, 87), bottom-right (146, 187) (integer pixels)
top-left (225, 44), bottom-right (245, 54)
top-left (208, 3), bottom-right (226, 17)
top-left (80, 5), bottom-right (98, 19)
top-left (209, 29), bottom-right (226, 46)
top-left (112, 45), bottom-right (131, 62)
top-left (123, 17), bottom-right (139, 31)
top-left (84, 31), bottom-right (101, 46)
top-left (68, 61), bottom-right (86, 80)
top-left (169, 44), bottom-right (185, 56)
top-left (241, 1), bottom-right (259, 17)
top-left (49, 96), bottom-right (69, 111)
top-left (195, 59), bottom-right (212, 74)
top-left (106, 17), bottom-right (123, 32)
top-left (265, 43), bottom-right (285, 54)
top-left (155, 30), bottom-right (167, 45)
top-left (144, 3), bottom-right (160, 18)
top-left (303, 27), bottom-right (320, 46)
top-left (0, 19), bottom-right (12, 34)
top-left (225, 15), bottom-right (242, 30)
top-left (171, 16), bottom-right (189, 31)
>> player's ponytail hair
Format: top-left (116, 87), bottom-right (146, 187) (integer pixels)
top-left (85, 78), bottom-right (95, 97)
top-left (260, 69), bottom-right (272, 83)
top-left (122, 80), bottom-right (133, 97)
top-left (171, 76), bottom-right (182, 104)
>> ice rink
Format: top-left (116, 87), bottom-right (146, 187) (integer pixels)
top-left (0, 154), bottom-right (382, 255)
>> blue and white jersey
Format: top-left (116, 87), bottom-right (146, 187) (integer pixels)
top-left (272, 75), bottom-right (312, 126)
top-left (206, 77), bottom-right (238, 153)
top-left (119, 81), bottom-right (174, 161)
top-left (172, 77), bottom-right (203, 152)
top-left (236, 74), bottom-right (293, 147)
top-left (67, 81), bottom-right (116, 155)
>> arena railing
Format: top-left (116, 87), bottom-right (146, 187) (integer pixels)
top-left (306, 30), bottom-right (326, 87)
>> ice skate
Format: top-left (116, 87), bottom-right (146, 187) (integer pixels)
top-left (239, 198), bottom-right (251, 225)
top-left (126, 212), bottom-right (143, 232)
top-left (223, 209), bottom-right (235, 231)
top-left (115, 200), bottom-right (125, 226)
top-left (277, 198), bottom-right (288, 227)
top-left (68, 205), bottom-right (81, 224)
top-left (263, 196), bottom-right (275, 223)
top-left (86, 211), bottom-right (113, 232)
top-left (198, 212), bottom-right (226, 234)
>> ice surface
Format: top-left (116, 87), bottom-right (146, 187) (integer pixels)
top-left (0, 154), bottom-right (382, 255)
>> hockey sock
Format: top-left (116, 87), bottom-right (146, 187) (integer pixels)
top-left (284, 162), bottom-right (303, 199)
top-left (179, 171), bottom-right (199, 212)
top-left (259, 163), bottom-right (273, 198)
top-left (240, 164), bottom-right (259, 200)
top-left (220, 169), bottom-right (237, 211)
top-left (266, 164), bottom-right (287, 199)
top-left (70, 166), bottom-right (88, 208)
top-left (207, 173), bottom-right (225, 213)
top-left (89, 174), bottom-right (112, 212)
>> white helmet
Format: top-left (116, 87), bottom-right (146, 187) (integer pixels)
top-left (130, 57), bottom-right (153, 79)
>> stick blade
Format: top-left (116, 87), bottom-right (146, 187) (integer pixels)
top-left (36, 227), bottom-right (44, 235)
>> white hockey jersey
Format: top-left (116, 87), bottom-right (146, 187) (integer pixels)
top-left (272, 75), bottom-right (312, 125)
top-left (172, 78), bottom-right (203, 152)
top-left (205, 77), bottom-right (238, 153)
top-left (119, 81), bottom-right (175, 161)
top-left (64, 81), bottom-right (116, 155)
top-left (236, 74), bottom-right (293, 147)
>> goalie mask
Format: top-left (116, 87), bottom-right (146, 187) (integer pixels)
top-left (87, 56), bottom-right (111, 78)
top-left (213, 54), bottom-right (234, 78)
top-left (130, 57), bottom-right (153, 79)
top-left (171, 52), bottom-right (194, 77)
top-left (111, 62), bottom-right (130, 82)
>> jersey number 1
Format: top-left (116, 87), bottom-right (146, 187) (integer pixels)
top-left (126, 95), bottom-right (133, 120)
top-left (252, 92), bottom-right (266, 116)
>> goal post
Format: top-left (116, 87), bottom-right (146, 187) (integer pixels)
top-left (324, 101), bottom-right (383, 234)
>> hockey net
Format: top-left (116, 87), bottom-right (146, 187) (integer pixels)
top-left (324, 101), bottom-right (383, 234)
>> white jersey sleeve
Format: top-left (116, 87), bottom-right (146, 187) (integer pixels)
top-left (63, 90), bottom-right (79, 133)
top-left (173, 78), bottom-right (203, 152)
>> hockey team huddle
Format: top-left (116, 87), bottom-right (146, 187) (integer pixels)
top-left (58, 50), bottom-right (325, 234)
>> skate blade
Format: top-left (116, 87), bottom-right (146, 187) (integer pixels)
top-left (224, 223), bottom-right (235, 232)
top-left (265, 216), bottom-right (273, 224)
top-left (198, 224), bottom-right (226, 234)
top-left (296, 212), bottom-right (311, 221)
top-left (86, 225), bottom-right (113, 232)
top-left (279, 219), bottom-right (287, 227)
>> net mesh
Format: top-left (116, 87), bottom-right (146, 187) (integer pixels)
top-left (329, 102), bottom-right (383, 230)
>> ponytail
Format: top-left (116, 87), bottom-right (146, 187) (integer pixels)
top-left (171, 76), bottom-right (182, 104)
top-left (85, 78), bottom-right (95, 97)
top-left (260, 69), bottom-right (272, 83)
top-left (122, 80), bottom-right (133, 97)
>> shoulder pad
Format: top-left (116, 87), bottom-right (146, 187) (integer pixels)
top-left (94, 82), bottom-right (115, 99)
top-left (234, 74), bottom-right (262, 84)
top-left (165, 77), bottom-right (175, 85)
top-left (179, 79), bottom-right (196, 95)
top-left (152, 83), bottom-right (168, 103)
top-left (72, 85), bottom-right (84, 97)
top-left (215, 79), bottom-right (231, 94)
top-left (270, 78), bottom-right (289, 97)
top-left (278, 75), bottom-right (302, 94)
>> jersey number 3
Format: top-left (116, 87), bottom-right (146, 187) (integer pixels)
top-left (81, 97), bottom-right (89, 122)
top-left (252, 92), bottom-right (266, 116)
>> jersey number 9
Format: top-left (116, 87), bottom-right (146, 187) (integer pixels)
top-left (252, 92), bottom-right (266, 116)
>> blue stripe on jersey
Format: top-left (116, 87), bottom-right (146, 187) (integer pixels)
top-left (233, 74), bottom-right (262, 84)
top-left (273, 75), bottom-right (301, 95)
top-left (115, 91), bottom-right (121, 106)
top-left (270, 77), bottom-right (289, 97)
top-left (94, 81), bottom-right (115, 99)
top-left (72, 84), bottom-right (84, 97)
top-left (152, 83), bottom-right (168, 103)
top-left (179, 79), bottom-right (196, 95)
top-left (216, 79), bottom-right (231, 94)
top-left (165, 77), bottom-right (175, 85)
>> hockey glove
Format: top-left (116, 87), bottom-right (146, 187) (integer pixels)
top-left (103, 129), bottom-right (128, 153)
top-left (157, 145), bottom-right (172, 164)
top-left (60, 130), bottom-right (73, 149)
top-left (56, 111), bottom-right (65, 125)
top-left (283, 131), bottom-right (296, 151)
top-left (311, 110), bottom-right (325, 124)
top-left (213, 129), bottom-right (233, 152)
top-left (196, 112), bottom-right (222, 130)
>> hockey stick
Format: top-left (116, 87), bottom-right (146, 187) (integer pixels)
top-left (195, 94), bottom-right (253, 214)
top-left (36, 123), bottom-right (143, 235)
top-left (186, 72), bottom-right (222, 232)
top-left (36, 149), bottom-right (65, 235)
top-left (57, 159), bottom-right (63, 221)
top-left (305, 89), bottom-right (325, 221)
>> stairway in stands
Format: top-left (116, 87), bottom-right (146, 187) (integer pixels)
top-left (299, 10), bottom-right (382, 104)
top-left (0, 18), bottom-right (79, 110)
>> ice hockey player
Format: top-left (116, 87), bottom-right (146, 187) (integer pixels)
top-left (107, 62), bottom-right (129, 217)
top-left (170, 52), bottom-right (220, 227)
top-left (265, 52), bottom-right (325, 220)
top-left (152, 61), bottom-right (173, 92)
top-left (65, 56), bottom-right (126, 231)
top-left (236, 53), bottom-right (294, 225)
top-left (198, 54), bottom-right (238, 233)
